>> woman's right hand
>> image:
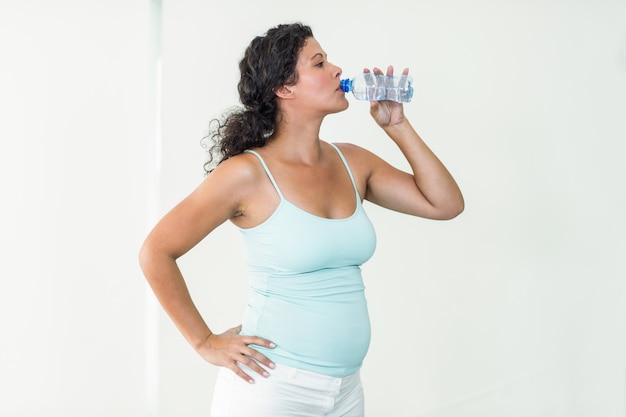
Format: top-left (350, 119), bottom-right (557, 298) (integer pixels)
top-left (198, 325), bottom-right (276, 384)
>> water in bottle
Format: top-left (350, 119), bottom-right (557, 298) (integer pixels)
top-left (340, 72), bottom-right (414, 103)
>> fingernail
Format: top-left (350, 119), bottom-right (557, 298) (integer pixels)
top-left (269, 342), bottom-right (276, 348)
top-left (248, 379), bottom-right (255, 384)
top-left (263, 371), bottom-right (270, 378)
top-left (269, 362), bottom-right (276, 369)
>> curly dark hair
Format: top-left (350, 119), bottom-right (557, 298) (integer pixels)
top-left (203, 23), bottom-right (314, 173)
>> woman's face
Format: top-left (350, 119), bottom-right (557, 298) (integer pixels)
top-left (287, 37), bottom-right (348, 115)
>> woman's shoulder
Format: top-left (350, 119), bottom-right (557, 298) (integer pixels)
top-left (205, 151), bottom-right (267, 190)
top-left (331, 141), bottom-right (379, 165)
top-left (328, 142), bottom-right (384, 187)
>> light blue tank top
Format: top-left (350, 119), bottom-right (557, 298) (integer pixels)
top-left (239, 143), bottom-right (377, 377)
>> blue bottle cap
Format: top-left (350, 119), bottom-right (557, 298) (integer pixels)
top-left (340, 79), bottom-right (351, 93)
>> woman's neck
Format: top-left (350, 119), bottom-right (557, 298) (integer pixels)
top-left (266, 116), bottom-right (325, 165)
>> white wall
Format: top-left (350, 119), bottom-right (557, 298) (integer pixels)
top-left (0, 1), bottom-right (155, 416)
top-left (1, 1), bottom-right (625, 416)
top-left (158, 1), bottom-right (626, 417)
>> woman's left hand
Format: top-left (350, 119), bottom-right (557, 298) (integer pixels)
top-left (368, 66), bottom-right (408, 128)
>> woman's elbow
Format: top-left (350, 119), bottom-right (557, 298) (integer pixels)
top-left (446, 204), bottom-right (465, 220)
top-left (435, 197), bottom-right (465, 220)
top-left (138, 240), bottom-right (153, 274)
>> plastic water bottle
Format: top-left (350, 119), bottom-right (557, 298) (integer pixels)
top-left (340, 73), bottom-right (414, 103)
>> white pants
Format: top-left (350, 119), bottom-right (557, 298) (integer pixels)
top-left (210, 363), bottom-right (365, 417)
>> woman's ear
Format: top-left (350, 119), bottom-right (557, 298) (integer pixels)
top-left (275, 85), bottom-right (294, 99)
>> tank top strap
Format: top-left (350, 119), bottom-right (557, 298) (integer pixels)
top-left (244, 149), bottom-right (285, 200)
top-left (329, 143), bottom-right (360, 198)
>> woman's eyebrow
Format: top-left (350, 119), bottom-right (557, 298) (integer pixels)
top-left (310, 52), bottom-right (326, 61)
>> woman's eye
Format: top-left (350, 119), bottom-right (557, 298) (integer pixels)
top-left (315, 61), bottom-right (324, 67)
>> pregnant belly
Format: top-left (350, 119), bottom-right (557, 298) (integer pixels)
top-left (242, 290), bottom-right (371, 376)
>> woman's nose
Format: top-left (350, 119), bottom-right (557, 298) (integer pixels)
top-left (334, 64), bottom-right (342, 78)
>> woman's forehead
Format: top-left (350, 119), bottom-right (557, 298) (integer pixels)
top-left (299, 38), bottom-right (325, 61)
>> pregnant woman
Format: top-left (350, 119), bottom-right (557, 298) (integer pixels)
top-left (139, 22), bottom-right (463, 417)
